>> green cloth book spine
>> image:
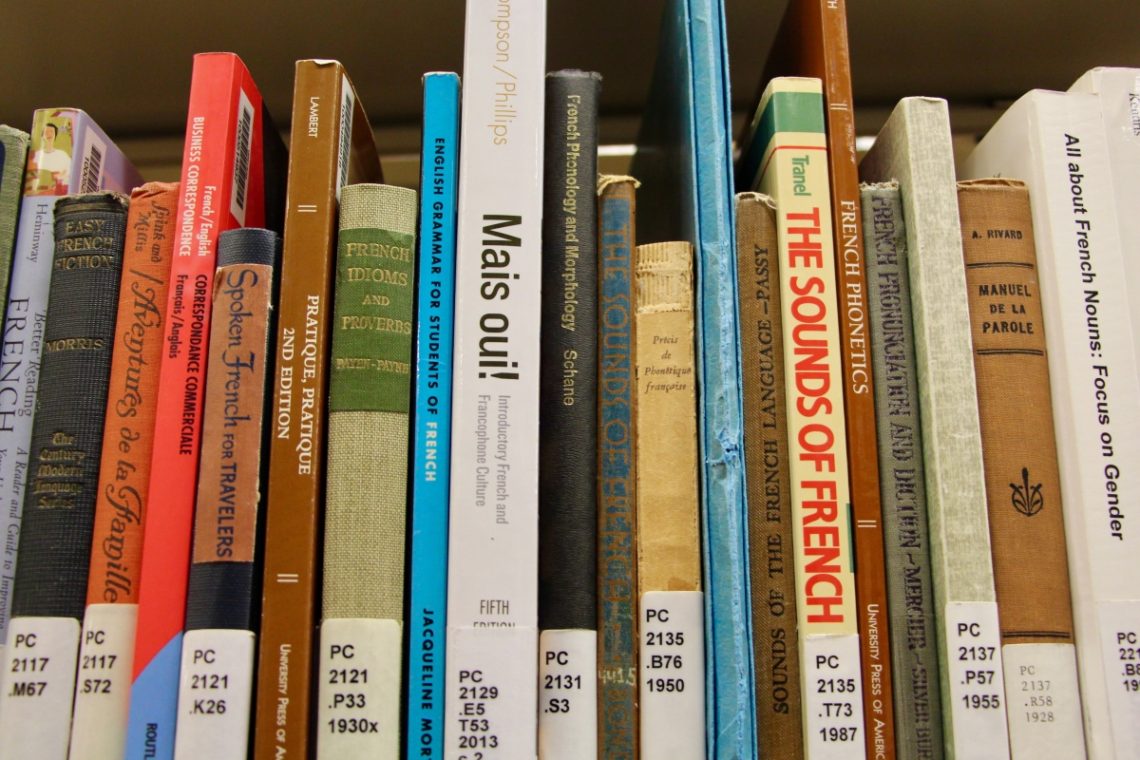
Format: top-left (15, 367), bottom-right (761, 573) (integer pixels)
top-left (318, 182), bottom-right (416, 760)
top-left (862, 181), bottom-right (944, 760)
top-left (860, 97), bottom-right (1011, 759)
top-left (0, 126), bottom-right (29, 318)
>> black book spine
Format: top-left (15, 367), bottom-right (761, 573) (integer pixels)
top-left (185, 227), bottom-right (279, 631)
top-left (10, 191), bottom-right (129, 619)
top-left (539, 70), bottom-right (602, 631)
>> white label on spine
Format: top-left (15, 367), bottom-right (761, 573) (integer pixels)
top-left (68, 604), bottom-right (137, 760)
top-left (638, 591), bottom-right (704, 760)
top-left (802, 633), bottom-right (867, 759)
top-left (537, 629), bottom-right (597, 760)
top-left (171, 628), bottom-right (255, 760)
top-left (1001, 643), bottom-right (1085, 759)
top-left (446, 625), bottom-right (537, 760)
top-left (0, 616), bottom-right (81, 760)
top-left (317, 618), bottom-right (401, 760)
top-left (944, 602), bottom-right (1011, 760)
top-left (1097, 601), bottom-right (1140, 756)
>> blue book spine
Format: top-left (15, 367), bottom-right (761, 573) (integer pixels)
top-left (405, 71), bottom-right (460, 760)
top-left (685, 0), bottom-right (759, 755)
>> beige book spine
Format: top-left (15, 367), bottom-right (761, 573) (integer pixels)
top-left (633, 242), bottom-right (700, 593)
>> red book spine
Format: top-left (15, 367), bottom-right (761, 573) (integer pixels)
top-left (125, 52), bottom-right (268, 760)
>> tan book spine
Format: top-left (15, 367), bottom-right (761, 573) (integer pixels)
top-left (959, 178), bottom-right (1087, 758)
top-left (253, 61), bottom-right (382, 760)
top-left (736, 193), bottom-right (805, 759)
top-left (634, 242), bottom-right (699, 594)
top-left (633, 241), bottom-right (704, 759)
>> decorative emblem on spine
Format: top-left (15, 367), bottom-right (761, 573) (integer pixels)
top-left (1010, 467), bottom-right (1044, 517)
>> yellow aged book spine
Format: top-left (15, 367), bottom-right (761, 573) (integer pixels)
top-left (633, 242), bottom-right (700, 595)
top-left (633, 241), bottom-right (705, 760)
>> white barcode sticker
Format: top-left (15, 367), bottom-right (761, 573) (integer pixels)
top-left (68, 604), bottom-right (137, 760)
top-left (0, 616), bottom-right (81, 760)
top-left (171, 628), bottom-right (256, 760)
top-left (1097, 600), bottom-right (1140, 756)
top-left (79, 131), bottom-right (107, 193)
top-left (1001, 642), bottom-right (1085, 758)
top-left (944, 602), bottom-right (1011, 760)
top-left (335, 75), bottom-right (354, 201)
top-left (638, 591), bottom-right (704, 760)
top-left (537, 629), bottom-right (597, 759)
top-left (229, 88), bottom-right (255, 226)
top-left (317, 618), bottom-right (401, 760)
top-left (445, 625), bottom-right (538, 760)
top-left (802, 633), bottom-right (867, 759)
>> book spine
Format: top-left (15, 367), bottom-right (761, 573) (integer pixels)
top-left (318, 183), bottom-right (416, 760)
top-left (0, 191), bottom-right (129, 760)
top-left (962, 91), bottom-right (1140, 760)
top-left (68, 181), bottom-right (178, 760)
top-left (443, 1), bottom-right (546, 757)
top-left (752, 78), bottom-right (866, 760)
top-left (1069, 68), bottom-right (1140, 377)
top-left (0, 109), bottom-right (140, 665)
top-left (172, 227), bottom-right (278, 760)
top-left (736, 192), bottom-right (805, 760)
top-left (254, 60), bottom-right (382, 760)
top-left (538, 70), bottom-right (601, 760)
top-left (405, 71), bottom-right (460, 760)
top-left (862, 97), bottom-right (1010, 760)
top-left (0, 126), bottom-right (29, 325)
top-left (686, 3), bottom-right (759, 753)
top-left (596, 175), bottom-right (639, 760)
top-left (958, 178), bottom-right (1087, 758)
top-left (861, 181), bottom-right (944, 760)
top-left (633, 242), bottom-right (705, 760)
top-left (127, 52), bottom-right (268, 760)
top-left (0, 124), bottom-right (29, 672)
top-left (813, 4), bottom-right (897, 755)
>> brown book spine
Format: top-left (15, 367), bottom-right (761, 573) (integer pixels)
top-left (85, 182), bottom-right (178, 606)
top-left (959, 178), bottom-right (1076, 644)
top-left (736, 193), bottom-right (805, 759)
top-left (253, 61), bottom-right (382, 760)
top-left (762, 2), bottom-right (897, 755)
top-left (959, 178), bottom-right (1086, 756)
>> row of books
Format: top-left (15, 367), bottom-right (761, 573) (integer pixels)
top-left (0, 0), bottom-right (1138, 759)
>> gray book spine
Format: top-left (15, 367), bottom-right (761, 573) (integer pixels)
top-left (862, 181), bottom-right (944, 760)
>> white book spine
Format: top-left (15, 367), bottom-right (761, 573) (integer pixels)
top-left (962, 89), bottom-right (1140, 760)
top-left (0, 616), bottom-right (81, 760)
top-left (1069, 68), bottom-right (1140, 370)
top-left (861, 97), bottom-right (1011, 760)
top-left (67, 604), bottom-right (137, 760)
top-left (443, 1), bottom-right (546, 758)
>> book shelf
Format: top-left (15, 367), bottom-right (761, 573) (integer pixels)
top-left (3, 1), bottom-right (1139, 182)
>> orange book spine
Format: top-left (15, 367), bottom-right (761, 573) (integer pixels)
top-left (85, 182), bottom-right (178, 607)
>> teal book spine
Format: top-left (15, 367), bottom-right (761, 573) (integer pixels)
top-left (405, 71), bottom-right (459, 760)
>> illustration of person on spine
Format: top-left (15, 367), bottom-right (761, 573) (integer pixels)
top-left (28, 121), bottom-right (71, 194)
